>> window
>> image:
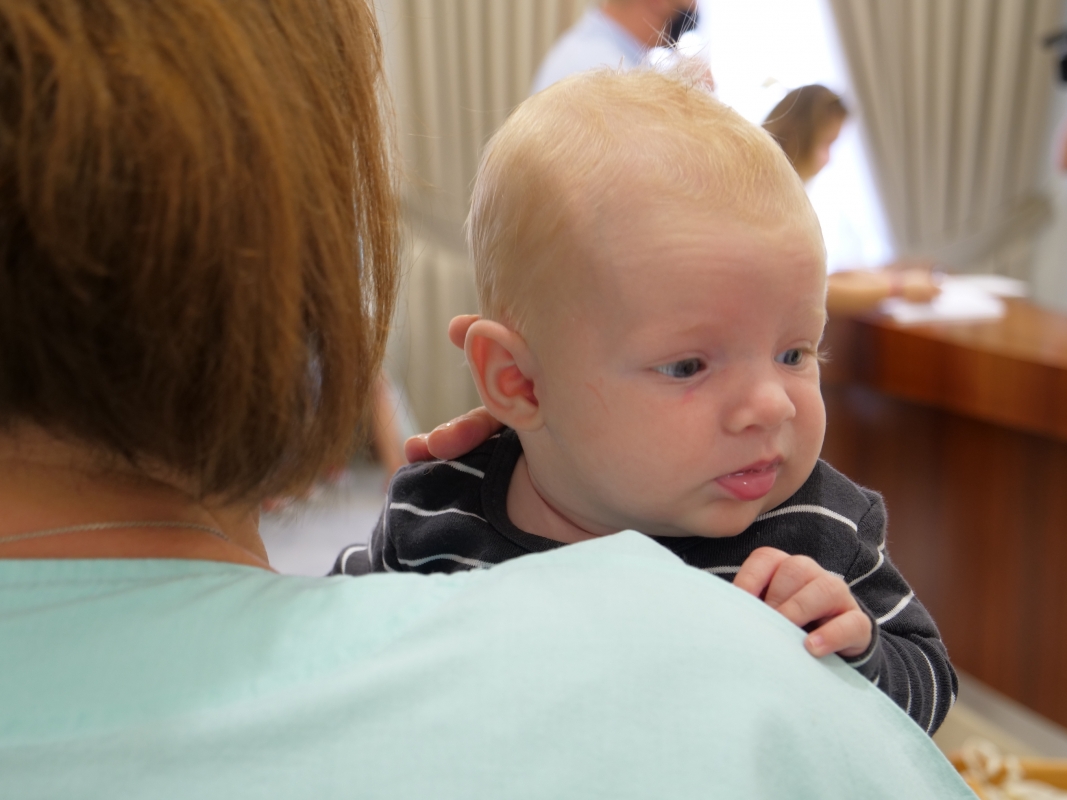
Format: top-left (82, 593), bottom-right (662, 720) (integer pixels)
top-left (695, 0), bottom-right (896, 271)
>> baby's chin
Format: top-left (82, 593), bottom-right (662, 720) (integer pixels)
top-left (594, 467), bottom-right (814, 539)
top-left (650, 521), bottom-right (757, 539)
top-left (624, 506), bottom-right (766, 539)
top-left (627, 488), bottom-right (799, 538)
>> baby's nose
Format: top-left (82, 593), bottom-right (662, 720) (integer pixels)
top-left (722, 376), bottom-right (797, 433)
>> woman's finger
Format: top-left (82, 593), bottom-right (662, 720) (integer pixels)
top-left (422, 407), bottom-right (502, 461)
top-left (901, 269), bottom-right (941, 303)
top-left (448, 314), bottom-right (480, 350)
top-left (404, 408), bottom-right (500, 464)
top-left (403, 433), bottom-right (433, 464)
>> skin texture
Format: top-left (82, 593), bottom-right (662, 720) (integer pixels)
top-left (0, 426), bottom-right (269, 569)
top-left (454, 200), bottom-right (872, 658)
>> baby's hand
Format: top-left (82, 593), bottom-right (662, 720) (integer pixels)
top-left (733, 547), bottom-right (872, 659)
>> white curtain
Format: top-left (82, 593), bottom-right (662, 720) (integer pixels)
top-left (829, 0), bottom-right (1064, 277)
top-left (379, 0), bottom-right (586, 429)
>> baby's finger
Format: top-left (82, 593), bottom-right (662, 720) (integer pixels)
top-left (733, 547), bottom-right (791, 598)
top-left (761, 554), bottom-right (826, 610)
top-left (772, 571), bottom-right (855, 629)
top-left (805, 609), bottom-right (873, 659)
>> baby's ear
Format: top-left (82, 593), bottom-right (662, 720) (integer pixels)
top-left (462, 318), bottom-right (542, 432)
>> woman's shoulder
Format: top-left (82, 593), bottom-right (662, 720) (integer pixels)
top-left (0, 538), bottom-right (971, 799)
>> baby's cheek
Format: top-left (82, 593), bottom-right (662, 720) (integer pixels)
top-left (800, 386), bottom-right (827, 448)
top-left (540, 374), bottom-right (607, 431)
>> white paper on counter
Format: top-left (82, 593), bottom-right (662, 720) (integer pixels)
top-left (879, 277), bottom-right (1009, 325)
top-left (942, 274), bottom-right (1029, 298)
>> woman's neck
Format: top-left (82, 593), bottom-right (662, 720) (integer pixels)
top-left (0, 427), bottom-right (270, 569)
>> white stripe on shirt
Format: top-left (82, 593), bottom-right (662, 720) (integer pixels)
top-left (876, 590), bottom-right (914, 625)
top-left (398, 553), bottom-right (495, 570)
top-left (390, 502), bottom-right (487, 523)
top-left (702, 566), bottom-right (842, 578)
top-left (442, 461), bottom-right (485, 478)
top-left (905, 672), bottom-right (913, 718)
top-left (754, 504), bottom-right (858, 532)
top-left (919, 646), bottom-right (939, 734)
top-left (846, 643), bottom-right (879, 669)
top-left (848, 542), bottom-right (886, 588)
top-left (339, 545), bottom-right (367, 573)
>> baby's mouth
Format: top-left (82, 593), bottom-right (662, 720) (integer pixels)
top-left (714, 460), bottom-right (780, 502)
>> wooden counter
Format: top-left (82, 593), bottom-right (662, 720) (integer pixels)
top-left (820, 299), bottom-right (1067, 729)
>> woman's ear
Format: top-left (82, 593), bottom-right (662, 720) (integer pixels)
top-left (462, 318), bottom-right (543, 432)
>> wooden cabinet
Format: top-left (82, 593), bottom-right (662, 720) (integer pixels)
top-left (821, 300), bottom-right (1067, 728)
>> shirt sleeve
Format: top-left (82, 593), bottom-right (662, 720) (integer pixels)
top-left (839, 493), bottom-right (958, 735)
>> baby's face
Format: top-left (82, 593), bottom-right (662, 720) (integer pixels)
top-left (522, 206), bottom-right (827, 539)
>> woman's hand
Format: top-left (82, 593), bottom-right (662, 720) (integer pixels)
top-left (826, 267), bottom-right (941, 316)
top-left (404, 408), bottom-right (503, 462)
top-left (403, 314), bottom-right (504, 463)
top-left (898, 268), bottom-right (941, 303)
top-left (884, 258), bottom-right (942, 303)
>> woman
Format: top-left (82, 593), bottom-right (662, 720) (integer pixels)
top-left (0, 2), bottom-right (970, 797)
top-left (763, 84), bottom-right (941, 314)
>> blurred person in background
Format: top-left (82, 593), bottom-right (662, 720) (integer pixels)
top-left (532, 0), bottom-right (700, 94)
top-left (763, 84), bottom-right (941, 315)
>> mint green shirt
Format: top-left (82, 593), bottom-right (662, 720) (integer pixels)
top-left (0, 532), bottom-right (970, 798)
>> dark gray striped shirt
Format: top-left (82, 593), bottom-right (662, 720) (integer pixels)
top-left (332, 428), bottom-right (957, 734)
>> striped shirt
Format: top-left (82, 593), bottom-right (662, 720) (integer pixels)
top-left (332, 428), bottom-right (957, 734)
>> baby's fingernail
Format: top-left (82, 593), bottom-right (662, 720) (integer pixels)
top-left (806, 634), bottom-right (824, 654)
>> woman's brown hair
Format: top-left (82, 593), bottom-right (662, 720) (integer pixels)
top-left (0, 0), bottom-right (399, 500)
top-left (762, 84), bottom-right (848, 175)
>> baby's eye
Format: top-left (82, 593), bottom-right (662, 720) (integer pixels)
top-left (775, 348), bottom-right (805, 367)
top-left (654, 358), bottom-right (706, 379)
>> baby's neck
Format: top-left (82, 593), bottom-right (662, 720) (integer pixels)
top-left (506, 454), bottom-right (608, 544)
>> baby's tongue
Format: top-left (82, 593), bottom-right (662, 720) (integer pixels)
top-left (715, 463), bottom-right (777, 501)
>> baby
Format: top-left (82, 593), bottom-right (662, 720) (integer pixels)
top-left (335, 69), bottom-right (956, 734)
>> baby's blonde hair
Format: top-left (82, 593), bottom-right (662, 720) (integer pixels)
top-left (467, 67), bottom-right (822, 332)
